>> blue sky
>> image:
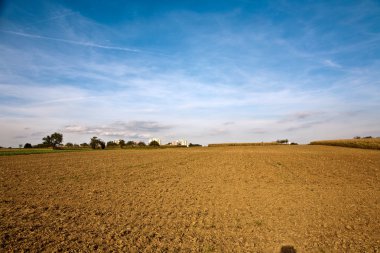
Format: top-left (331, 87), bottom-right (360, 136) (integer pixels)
top-left (0, 0), bottom-right (379, 147)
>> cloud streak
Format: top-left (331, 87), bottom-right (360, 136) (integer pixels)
top-left (63, 121), bottom-right (172, 140)
top-left (323, 59), bottom-right (341, 68)
top-left (1, 30), bottom-right (142, 53)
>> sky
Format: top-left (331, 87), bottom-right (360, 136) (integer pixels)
top-left (0, 0), bottom-right (380, 147)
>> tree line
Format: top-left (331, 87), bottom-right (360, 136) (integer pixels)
top-left (22, 132), bottom-right (161, 149)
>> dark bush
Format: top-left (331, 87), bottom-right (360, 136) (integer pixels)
top-left (276, 139), bottom-right (289, 144)
top-left (149, 140), bottom-right (160, 147)
top-left (66, 142), bottom-right (74, 148)
top-left (189, 143), bottom-right (202, 147)
top-left (126, 141), bottom-right (136, 147)
top-left (33, 143), bottom-right (50, 148)
top-left (107, 141), bottom-right (118, 147)
top-left (24, 143), bottom-right (33, 148)
top-left (138, 141), bottom-right (146, 146)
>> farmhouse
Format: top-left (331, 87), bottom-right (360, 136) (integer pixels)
top-left (171, 139), bottom-right (189, 147)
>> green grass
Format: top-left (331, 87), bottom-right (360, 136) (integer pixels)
top-left (310, 138), bottom-right (380, 150)
top-left (0, 148), bottom-right (92, 156)
top-left (0, 145), bottom-right (188, 156)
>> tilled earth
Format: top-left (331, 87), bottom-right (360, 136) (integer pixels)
top-left (0, 145), bottom-right (379, 252)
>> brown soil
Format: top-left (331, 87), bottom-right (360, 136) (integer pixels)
top-left (1, 146), bottom-right (379, 252)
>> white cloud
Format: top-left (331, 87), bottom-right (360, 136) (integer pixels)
top-left (323, 59), bottom-right (341, 68)
top-left (62, 121), bottom-right (173, 142)
top-left (1, 30), bottom-right (143, 53)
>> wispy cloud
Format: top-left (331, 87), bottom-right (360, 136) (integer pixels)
top-left (277, 111), bottom-right (325, 124)
top-left (1, 30), bottom-right (142, 53)
top-left (285, 120), bottom-right (331, 132)
top-left (27, 11), bottom-right (76, 25)
top-left (323, 59), bottom-right (341, 68)
top-left (63, 121), bottom-right (172, 140)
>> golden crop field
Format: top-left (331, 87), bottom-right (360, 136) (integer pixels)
top-left (1, 146), bottom-right (379, 252)
top-left (208, 142), bottom-right (281, 147)
top-left (310, 138), bottom-right (380, 150)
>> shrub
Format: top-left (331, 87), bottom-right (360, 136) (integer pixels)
top-left (33, 143), bottom-right (50, 148)
top-left (107, 141), bottom-right (118, 148)
top-left (138, 141), bottom-right (146, 147)
top-left (126, 141), bottom-right (136, 147)
top-left (149, 140), bottom-right (160, 147)
top-left (24, 143), bottom-right (33, 148)
top-left (189, 143), bottom-right (202, 147)
top-left (66, 142), bottom-right (74, 148)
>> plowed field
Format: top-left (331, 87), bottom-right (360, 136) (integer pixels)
top-left (1, 146), bottom-right (379, 252)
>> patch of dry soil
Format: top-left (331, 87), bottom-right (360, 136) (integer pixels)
top-left (1, 146), bottom-right (379, 252)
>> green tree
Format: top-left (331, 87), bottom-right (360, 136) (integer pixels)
top-left (119, 139), bottom-right (125, 148)
top-left (189, 143), bottom-right (202, 147)
top-left (126, 141), bottom-right (135, 147)
top-left (90, 137), bottom-right (106, 149)
top-left (43, 132), bottom-right (63, 149)
top-left (66, 142), bottom-right (74, 148)
top-left (42, 135), bottom-right (51, 146)
top-left (276, 139), bottom-right (289, 144)
top-left (137, 141), bottom-right (146, 147)
top-left (90, 137), bottom-right (99, 149)
top-left (24, 143), bottom-right (32, 148)
top-left (107, 141), bottom-right (118, 148)
top-left (149, 140), bottom-right (160, 147)
top-left (80, 143), bottom-right (89, 148)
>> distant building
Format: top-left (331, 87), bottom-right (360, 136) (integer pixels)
top-left (148, 138), bottom-right (161, 145)
top-left (171, 139), bottom-right (189, 147)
